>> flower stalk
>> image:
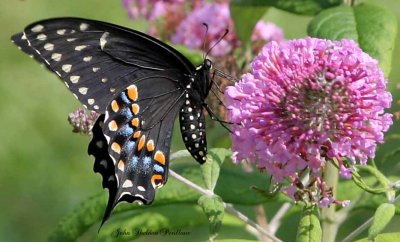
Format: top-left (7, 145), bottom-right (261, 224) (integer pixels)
top-left (321, 160), bottom-right (339, 242)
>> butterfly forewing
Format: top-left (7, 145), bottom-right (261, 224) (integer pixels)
top-left (12, 18), bottom-right (194, 112)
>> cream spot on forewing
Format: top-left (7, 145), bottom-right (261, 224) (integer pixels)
top-left (70, 76), bottom-right (80, 83)
top-left (57, 29), bottom-right (66, 35)
top-left (31, 25), bottom-right (44, 32)
top-left (80, 23), bottom-right (89, 31)
top-left (79, 87), bottom-right (88, 95)
top-left (88, 99), bottom-right (95, 105)
top-left (44, 43), bottom-right (54, 51)
top-left (100, 32), bottom-right (109, 49)
top-left (93, 105), bottom-right (99, 110)
top-left (101, 78), bottom-right (108, 83)
top-left (92, 67), bottom-right (100, 72)
top-left (83, 56), bottom-right (92, 62)
top-left (75, 45), bottom-right (88, 51)
top-left (67, 38), bottom-right (76, 42)
top-left (62, 64), bottom-right (72, 73)
top-left (37, 34), bottom-right (47, 41)
top-left (51, 53), bottom-right (62, 61)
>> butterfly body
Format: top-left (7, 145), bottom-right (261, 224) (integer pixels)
top-left (12, 17), bottom-right (212, 224)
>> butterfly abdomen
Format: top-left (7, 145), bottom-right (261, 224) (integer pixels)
top-left (179, 92), bottom-right (207, 164)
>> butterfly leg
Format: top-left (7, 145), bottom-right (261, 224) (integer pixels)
top-left (202, 103), bottom-right (233, 133)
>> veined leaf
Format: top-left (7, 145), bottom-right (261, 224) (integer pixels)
top-left (198, 195), bottom-right (225, 240)
top-left (295, 205), bottom-right (322, 242)
top-left (308, 4), bottom-right (397, 76)
top-left (230, 0), bottom-right (341, 16)
top-left (368, 203), bottom-right (396, 240)
top-left (201, 148), bottom-right (230, 192)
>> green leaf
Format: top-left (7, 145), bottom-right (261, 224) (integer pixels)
top-left (368, 203), bottom-right (396, 240)
top-left (308, 3), bottom-right (398, 76)
top-left (295, 205), bottom-right (322, 242)
top-left (171, 44), bottom-right (203, 65)
top-left (230, 2), bottom-right (268, 44)
top-left (198, 195), bottom-right (225, 240)
top-left (355, 232), bottom-right (400, 242)
top-left (230, 0), bottom-right (341, 16)
top-left (200, 148), bottom-right (230, 191)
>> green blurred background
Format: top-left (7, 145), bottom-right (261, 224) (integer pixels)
top-left (0, 0), bottom-right (399, 242)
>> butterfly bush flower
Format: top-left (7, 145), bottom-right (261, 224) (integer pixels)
top-left (122, 0), bottom-right (184, 20)
top-left (171, 2), bottom-right (238, 57)
top-left (252, 20), bottom-right (284, 43)
top-left (68, 108), bottom-right (99, 135)
top-left (225, 37), bottom-right (393, 206)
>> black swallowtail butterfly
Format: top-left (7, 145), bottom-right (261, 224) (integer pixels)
top-left (12, 17), bottom-right (215, 224)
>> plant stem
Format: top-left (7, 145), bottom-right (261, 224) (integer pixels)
top-left (254, 204), bottom-right (269, 242)
top-left (169, 169), bottom-right (283, 242)
top-left (268, 202), bottom-right (292, 234)
top-left (321, 160), bottom-right (339, 242)
top-left (344, 0), bottom-right (355, 6)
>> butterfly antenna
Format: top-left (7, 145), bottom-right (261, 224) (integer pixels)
top-left (202, 23), bottom-right (209, 60)
top-left (205, 29), bottom-right (229, 59)
top-left (213, 67), bottom-right (240, 83)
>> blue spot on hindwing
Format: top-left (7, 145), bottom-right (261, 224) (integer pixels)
top-left (142, 156), bottom-right (151, 173)
top-left (128, 155), bottom-right (139, 170)
top-left (120, 107), bottom-right (133, 120)
top-left (153, 164), bottom-right (164, 173)
top-left (119, 124), bottom-right (134, 137)
top-left (119, 92), bottom-right (130, 105)
top-left (125, 141), bottom-right (135, 153)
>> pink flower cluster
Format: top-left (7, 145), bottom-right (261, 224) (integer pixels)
top-left (122, 0), bottom-right (284, 57)
top-left (225, 38), bottom-right (393, 206)
top-left (171, 2), bottom-right (237, 56)
top-left (122, 0), bottom-right (184, 20)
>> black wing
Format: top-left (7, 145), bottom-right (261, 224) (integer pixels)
top-left (91, 72), bottom-right (186, 224)
top-left (11, 17), bottom-right (194, 112)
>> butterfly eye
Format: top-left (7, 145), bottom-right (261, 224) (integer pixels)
top-left (205, 59), bottom-right (212, 70)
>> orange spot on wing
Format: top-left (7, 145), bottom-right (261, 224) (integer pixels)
top-left (111, 100), bottom-right (119, 112)
top-left (151, 174), bottom-right (163, 188)
top-left (146, 140), bottom-right (154, 152)
top-left (111, 142), bottom-right (121, 154)
top-left (131, 118), bottom-right (139, 128)
top-left (118, 160), bottom-right (125, 171)
top-left (127, 85), bottom-right (138, 101)
top-left (133, 131), bottom-right (141, 139)
top-left (154, 151), bottom-right (165, 165)
top-left (138, 135), bottom-right (146, 151)
top-left (131, 104), bottom-right (140, 115)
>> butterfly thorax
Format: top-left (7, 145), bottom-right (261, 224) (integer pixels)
top-left (186, 58), bottom-right (212, 104)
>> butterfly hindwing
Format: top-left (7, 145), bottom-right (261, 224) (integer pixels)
top-left (100, 73), bottom-right (185, 218)
top-left (11, 17), bottom-right (194, 112)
